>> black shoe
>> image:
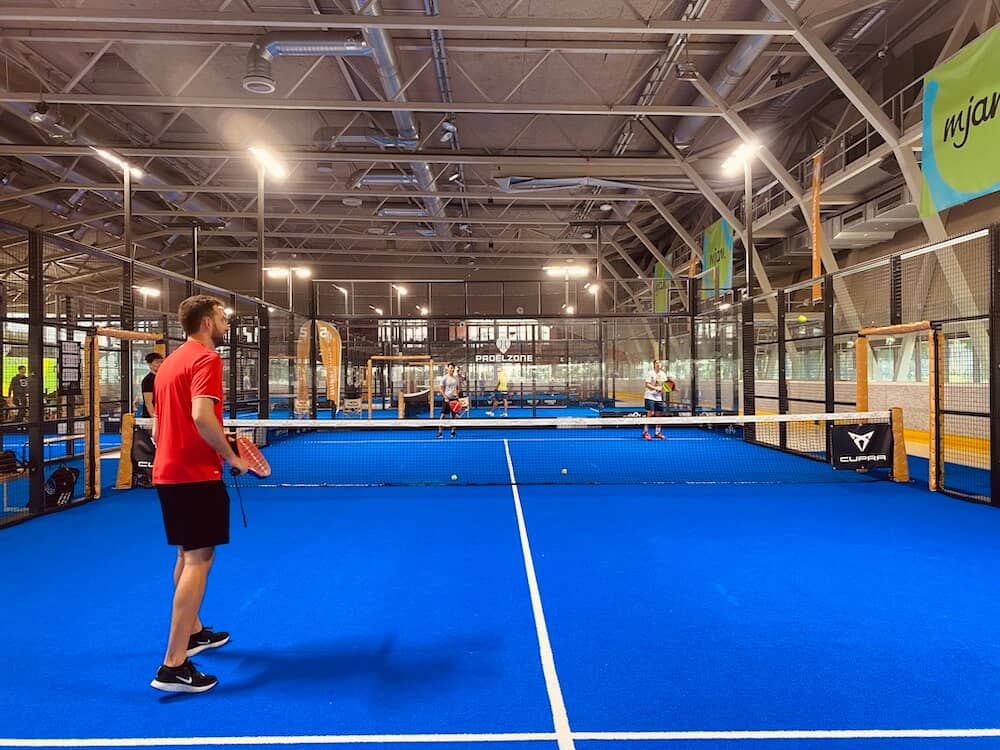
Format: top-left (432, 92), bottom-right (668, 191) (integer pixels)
top-left (436, 431), bottom-right (443, 439)
top-left (450, 429), bottom-right (456, 437)
top-left (187, 627), bottom-right (230, 657)
top-left (150, 659), bottom-right (217, 693)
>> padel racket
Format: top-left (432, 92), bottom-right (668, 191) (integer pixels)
top-left (232, 434), bottom-right (271, 478)
top-left (448, 398), bottom-right (463, 415)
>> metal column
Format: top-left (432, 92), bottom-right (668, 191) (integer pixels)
top-left (990, 225), bottom-right (1000, 503)
top-left (27, 231), bottom-right (45, 513)
top-left (689, 279), bottom-right (698, 415)
top-left (741, 296), bottom-right (756, 442)
top-left (258, 304), bottom-right (270, 419)
top-left (228, 294), bottom-right (238, 420)
top-left (777, 289), bottom-right (788, 448)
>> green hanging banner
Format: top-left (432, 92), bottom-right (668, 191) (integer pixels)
top-left (921, 25), bottom-right (1000, 215)
top-left (701, 218), bottom-right (733, 298)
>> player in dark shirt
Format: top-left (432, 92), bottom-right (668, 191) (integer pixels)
top-left (8, 366), bottom-right (28, 422)
top-left (140, 352), bottom-right (164, 418)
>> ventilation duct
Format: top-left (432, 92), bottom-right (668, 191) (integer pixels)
top-left (314, 126), bottom-right (419, 151)
top-left (349, 0), bottom-right (452, 247)
top-left (494, 176), bottom-right (710, 194)
top-left (244, 32), bottom-right (372, 94)
top-left (0, 98), bottom-right (224, 224)
top-left (377, 206), bottom-right (428, 218)
top-left (673, 0), bottom-right (805, 147)
top-left (350, 170), bottom-right (421, 189)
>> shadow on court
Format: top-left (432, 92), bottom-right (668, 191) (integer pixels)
top-left (199, 633), bottom-right (507, 698)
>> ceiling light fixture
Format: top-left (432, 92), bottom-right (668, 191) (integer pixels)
top-left (248, 145), bottom-right (288, 180)
top-left (599, 203), bottom-right (613, 212)
top-left (447, 172), bottom-right (461, 182)
top-left (29, 102), bottom-right (49, 124)
top-left (91, 147), bottom-right (144, 179)
top-left (439, 119), bottom-right (457, 143)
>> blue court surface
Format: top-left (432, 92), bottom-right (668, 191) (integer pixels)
top-left (3, 430), bottom-right (1000, 750)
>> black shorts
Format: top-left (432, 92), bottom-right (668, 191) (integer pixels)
top-left (156, 480), bottom-right (230, 551)
top-left (645, 398), bottom-right (666, 414)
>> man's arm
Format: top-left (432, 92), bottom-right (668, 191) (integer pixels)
top-left (143, 392), bottom-right (155, 417)
top-left (152, 415), bottom-right (158, 443)
top-left (439, 378), bottom-right (446, 399)
top-left (191, 397), bottom-right (241, 464)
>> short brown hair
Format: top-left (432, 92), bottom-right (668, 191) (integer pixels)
top-left (178, 295), bottom-right (225, 335)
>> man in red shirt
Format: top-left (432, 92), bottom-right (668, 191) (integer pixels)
top-left (149, 295), bottom-right (248, 694)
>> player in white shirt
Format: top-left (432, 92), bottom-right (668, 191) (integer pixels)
top-left (642, 359), bottom-right (670, 440)
top-left (437, 362), bottom-right (462, 438)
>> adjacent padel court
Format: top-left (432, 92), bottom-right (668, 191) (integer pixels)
top-left (3, 414), bottom-right (1000, 749)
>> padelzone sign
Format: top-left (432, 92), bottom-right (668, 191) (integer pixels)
top-left (921, 25), bottom-right (1000, 215)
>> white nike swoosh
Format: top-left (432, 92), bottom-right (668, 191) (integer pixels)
top-left (176, 675), bottom-right (193, 684)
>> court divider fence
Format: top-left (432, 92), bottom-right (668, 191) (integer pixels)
top-left (0, 219), bottom-right (996, 527)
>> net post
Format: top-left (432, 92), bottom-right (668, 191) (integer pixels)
top-left (929, 325), bottom-right (944, 491)
top-left (890, 406), bottom-right (909, 482)
top-left (115, 413), bottom-right (136, 490)
top-left (855, 335), bottom-right (869, 411)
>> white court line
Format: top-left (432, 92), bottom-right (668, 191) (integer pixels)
top-left (503, 439), bottom-right (574, 750)
top-left (5, 728), bottom-right (1000, 747)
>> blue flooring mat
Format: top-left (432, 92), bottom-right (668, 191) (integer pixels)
top-left (241, 425), bottom-right (882, 487)
top-left (3, 446), bottom-right (1000, 748)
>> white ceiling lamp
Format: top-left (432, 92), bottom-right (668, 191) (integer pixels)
top-left (248, 145), bottom-right (288, 180)
top-left (447, 172), bottom-right (461, 182)
top-left (581, 231), bottom-right (593, 240)
top-left (544, 264), bottom-right (589, 278)
top-left (439, 119), bottom-right (457, 143)
top-left (91, 147), bottom-right (143, 179)
top-left (29, 101), bottom-right (49, 124)
top-left (599, 203), bottom-right (613, 212)
top-left (342, 197), bottom-right (363, 207)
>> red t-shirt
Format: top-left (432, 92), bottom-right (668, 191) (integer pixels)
top-left (152, 339), bottom-right (225, 485)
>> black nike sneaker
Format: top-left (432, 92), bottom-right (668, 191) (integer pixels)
top-left (187, 627), bottom-right (230, 657)
top-left (150, 659), bottom-right (217, 693)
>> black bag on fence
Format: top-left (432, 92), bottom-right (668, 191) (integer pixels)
top-left (0, 449), bottom-right (20, 475)
top-left (131, 426), bottom-right (156, 488)
top-left (44, 465), bottom-right (80, 508)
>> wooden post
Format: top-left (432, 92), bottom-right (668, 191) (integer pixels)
top-left (115, 414), bottom-right (136, 490)
top-left (855, 336), bottom-right (869, 412)
top-left (890, 406), bottom-right (909, 483)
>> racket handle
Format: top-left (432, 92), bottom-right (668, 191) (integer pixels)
top-left (230, 467), bottom-right (240, 476)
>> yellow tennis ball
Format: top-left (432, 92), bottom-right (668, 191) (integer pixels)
top-left (797, 314), bottom-right (808, 323)
top-left (561, 468), bottom-right (568, 475)
top-left (451, 474), bottom-right (458, 481)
